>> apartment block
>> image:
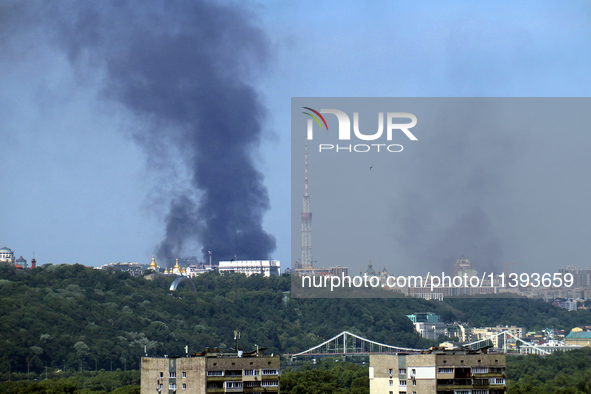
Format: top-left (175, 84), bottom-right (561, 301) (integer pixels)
top-left (370, 349), bottom-right (506, 394)
top-left (141, 351), bottom-right (280, 394)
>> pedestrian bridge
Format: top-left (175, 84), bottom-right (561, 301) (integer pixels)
top-left (284, 330), bottom-right (557, 360)
top-left (284, 331), bottom-right (426, 360)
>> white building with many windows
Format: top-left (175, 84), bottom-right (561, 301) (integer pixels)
top-left (218, 260), bottom-right (280, 277)
top-left (0, 247), bottom-right (15, 264)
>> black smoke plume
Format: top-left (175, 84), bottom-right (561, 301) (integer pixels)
top-left (3, 1), bottom-right (276, 266)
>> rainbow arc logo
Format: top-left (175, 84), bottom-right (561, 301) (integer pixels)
top-left (302, 107), bottom-right (328, 131)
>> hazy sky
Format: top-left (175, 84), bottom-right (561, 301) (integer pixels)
top-left (2, 1), bottom-right (591, 269)
top-left (291, 98), bottom-right (591, 276)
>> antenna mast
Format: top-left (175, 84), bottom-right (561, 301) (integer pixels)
top-left (301, 132), bottom-right (313, 268)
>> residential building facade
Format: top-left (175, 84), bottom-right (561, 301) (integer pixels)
top-left (141, 351), bottom-right (280, 394)
top-left (370, 349), bottom-right (506, 394)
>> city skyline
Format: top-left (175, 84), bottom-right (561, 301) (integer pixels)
top-left (3, 2), bottom-right (591, 269)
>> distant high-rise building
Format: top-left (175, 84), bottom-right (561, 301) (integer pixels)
top-left (559, 266), bottom-right (591, 288)
top-left (453, 255), bottom-right (472, 277)
top-left (330, 266), bottom-right (348, 277)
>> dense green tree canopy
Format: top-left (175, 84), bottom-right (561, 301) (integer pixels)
top-left (507, 348), bottom-right (591, 394)
top-left (1, 262), bottom-right (589, 379)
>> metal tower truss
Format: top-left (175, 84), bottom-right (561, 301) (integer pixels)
top-left (300, 137), bottom-right (312, 268)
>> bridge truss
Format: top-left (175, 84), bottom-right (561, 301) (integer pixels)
top-left (285, 331), bottom-right (426, 360)
top-left (463, 330), bottom-right (551, 355)
top-left (286, 329), bottom-right (560, 360)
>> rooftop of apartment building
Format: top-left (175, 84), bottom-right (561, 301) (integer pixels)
top-left (141, 347), bottom-right (280, 394)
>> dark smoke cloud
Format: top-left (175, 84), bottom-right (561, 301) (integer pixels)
top-left (393, 100), bottom-right (520, 274)
top-left (3, 1), bottom-right (276, 266)
top-left (398, 195), bottom-right (504, 273)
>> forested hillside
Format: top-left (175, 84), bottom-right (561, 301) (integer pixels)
top-left (507, 348), bottom-right (591, 393)
top-left (1, 262), bottom-right (589, 378)
top-left (0, 262), bottom-right (431, 375)
top-left (0, 370), bottom-right (140, 394)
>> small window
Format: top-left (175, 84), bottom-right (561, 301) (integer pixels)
top-left (159, 372), bottom-right (164, 378)
top-left (400, 380), bottom-right (407, 386)
top-left (182, 384), bottom-right (186, 390)
top-left (390, 380), bottom-right (393, 386)
top-left (182, 372), bottom-right (186, 378)
top-left (170, 372), bottom-right (176, 378)
top-left (389, 369), bottom-right (393, 375)
top-left (412, 381), bottom-right (416, 386)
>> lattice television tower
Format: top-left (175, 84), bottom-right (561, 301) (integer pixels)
top-left (301, 135), bottom-right (313, 268)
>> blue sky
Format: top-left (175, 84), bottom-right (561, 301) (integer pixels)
top-left (1, 1), bottom-right (591, 268)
